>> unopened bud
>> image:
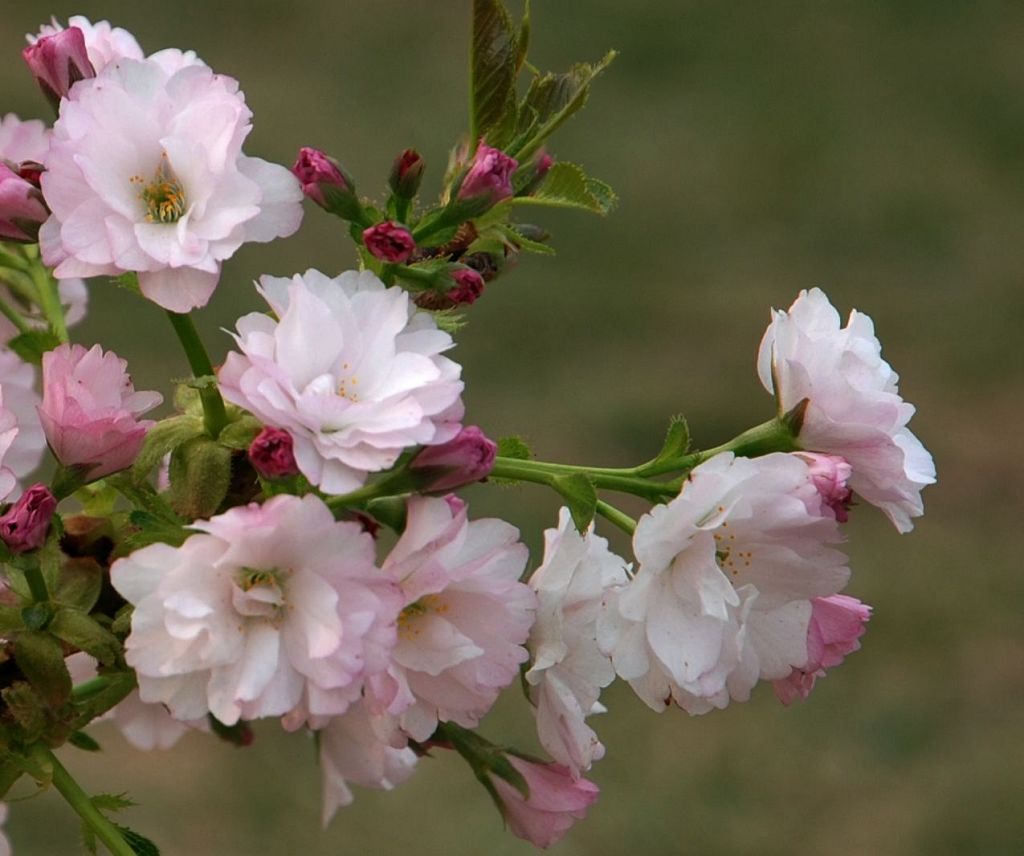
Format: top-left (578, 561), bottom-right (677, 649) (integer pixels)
top-left (457, 142), bottom-right (518, 206)
top-left (410, 425), bottom-right (497, 492)
top-left (0, 162), bottom-right (48, 243)
top-left (22, 27), bottom-right (95, 110)
top-left (389, 149), bottom-right (425, 199)
top-left (292, 147), bottom-right (357, 214)
top-left (447, 267), bottom-right (485, 305)
top-left (798, 452), bottom-right (854, 522)
top-left (248, 427), bottom-right (299, 479)
top-left (0, 484), bottom-right (57, 553)
top-left (362, 221), bottom-right (416, 264)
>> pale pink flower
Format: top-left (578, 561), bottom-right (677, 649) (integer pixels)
top-left (599, 452), bottom-right (850, 714)
top-left (39, 344), bottom-right (161, 480)
top-left (797, 451), bottom-right (854, 522)
top-left (66, 652), bottom-right (203, 751)
top-left (491, 756), bottom-right (599, 850)
top-left (28, 16), bottom-right (144, 75)
top-left (111, 494), bottom-right (402, 726)
top-left (0, 113), bottom-right (50, 164)
top-left (0, 349), bottom-right (47, 493)
top-left (758, 287), bottom-right (936, 532)
top-left (525, 508), bottom-right (630, 777)
top-left (773, 594), bottom-right (871, 704)
top-left (219, 269), bottom-right (464, 494)
top-left (39, 57), bottom-right (303, 312)
top-left (318, 701), bottom-right (418, 825)
top-left (369, 495), bottom-right (533, 740)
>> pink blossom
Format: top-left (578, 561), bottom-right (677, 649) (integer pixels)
top-left (758, 288), bottom-right (936, 532)
top-left (388, 149), bottom-right (424, 198)
top-left (798, 452), bottom-right (854, 522)
top-left (0, 483), bottom-right (56, 553)
top-left (526, 508), bottom-right (630, 777)
top-left (39, 344), bottom-right (162, 480)
top-left (458, 143), bottom-right (517, 205)
top-left (28, 16), bottom-right (144, 74)
top-left (111, 494), bottom-right (402, 726)
top-left (409, 425), bottom-right (496, 492)
top-left (219, 269), bottom-right (464, 494)
top-left (22, 26), bottom-right (95, 108)
top-left (40, 57), bottom-right (303, 312)
top-left (0, 162), bottom-right (48, 243)
top-left (248, 427), bottom-right (299, 479)
top-left (362, 221), bottom-right (416, 264)
top-left (292, 147), bottom-right (351, 209)
top-left (0, 113), bottom-right (50, 164)
top-left (599, 452), bottom-right (849, 714)
top-left (0, 349), bottom-right (46, 494)
top-left (491, 757), bottom-right (599, 849)
top-left (773, 594), bottom-right (871, 704)
top-left (370, 495), bottom-right (534, 740)
top-left (318, 701), bottom-right (417, 825)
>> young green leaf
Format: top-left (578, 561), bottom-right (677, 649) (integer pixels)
top-left (7, 329), bottom-right (62, 364)
top-left (514, 162), bottom-right (618, 215)
top-left (471, 0), bottom-right (520, 148)
top-left (650, 414), bottom-right (691, 469)
top-left (69, 731), bottom-right (102, 752)
top-left (496, 435), bottom-right (532, 460)
top-left (551, 473), bottom-right (598, 532)
top-left (49, 609), bottom-right (122, 667)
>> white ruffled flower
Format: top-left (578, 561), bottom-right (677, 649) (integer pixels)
top-left (599, 452), bottom-right (850, 714)
top-left (525, 508), bottom-right (630, 777)
top-left (111, 494), bottom-right (401, 726)
top-left (219, 270), bottom-right (464, 495)
top-left (758, 287), bottom-right (936, 532)
top-left (318, 701), bottom-right (418, 826)
top-left (40, 56), bottom-right (303, 312)
top-left (370, 495), bottom-right (534, 740)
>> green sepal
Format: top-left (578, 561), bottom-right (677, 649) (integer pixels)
top-left (49, 609), bottom-right (122, 667)
top-left (217, 413), bottom-right (262, 450)
top-left (514, 50), bottom-right (617, 160)
top-left (514, 162), bottom-right (617, 215)
top-left (7, 328), bottom-right (62, 364)
top-left (14, 630), bottom-right (72, 708)
top-left (428, 310), bottom-right (467, 335)
top-left (68, 731), bottom-right (102, 752)
top-left (471, 0), bottom-right (520, 148)
top-left (496, 435), bottom-right (531, 460)
top-left (55, 559), bottom-right (104, 613)
top-left (130, 415), bottom-right (205, 484)
top-left (168, 436), bottom-right (232, 520)
top-left (551, 473), bottom-right (597, 532)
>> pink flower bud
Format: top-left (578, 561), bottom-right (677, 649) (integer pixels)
top-left (410, 425), bottom-right (496, 492)
top-left (0, 162), bottom-right (49, 243)
top-left (362, 221), bottom-right (416, 264)
top-left (0, 484), bottom-right (57, 553)
top-left (388, 149), bottom-right (424, 198)
top-left (39, 344), bottom-right (162, 481)
top-left (491, 757), bottom-right (599, 849)
top-left (773, 594), bottom-right (872, 704)
top-left (22, 27), bottom-right (96, 109)
top-left (447, 267), bottom-right (485, 305)
top-left (291, 147), bottom-right (352, 209)
top-left (798, 452), bottom-right (854, 522)
top-left (457, 142), bottom-right (518, 206)
top-left (248, 426), bottom-right (299, 479)
top-left (535, 150), bottom-right (554, 180)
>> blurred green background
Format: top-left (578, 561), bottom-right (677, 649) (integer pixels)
top-left (3, 1), bottom-right (1023, 853)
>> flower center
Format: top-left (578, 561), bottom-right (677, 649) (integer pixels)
top-left (336, 361), bottom-right (360, 402)
top-left (714, 527), bottom-right (752, 578)
top-left (398, 594), bottom-right (448, 639)
top-left (131, 155), bottom-right (187, 224)
top-left (233, 566), bottom-right (287, 620)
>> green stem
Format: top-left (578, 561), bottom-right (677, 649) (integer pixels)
top-left (595, 500), bottom-right (636, 535)
top-left (71, 676), bottom-right (111, 701)
top-left (490, 457), bottom-right (676, 501)
top-left (23, 563), bottom-right (49, 603)
top-left (0, 293), bottom-right (31, 335)
top-left (31, 264), bottom-right (67, 343)
top-left (29, 745), bottom-right (136, 856)
top-left (325, 472), bottom-right (415, 515)
top-left (165, 310), bottom-right (228, 438)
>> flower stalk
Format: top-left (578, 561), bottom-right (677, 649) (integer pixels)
top-left (165, 310), bottom-right (228, 438)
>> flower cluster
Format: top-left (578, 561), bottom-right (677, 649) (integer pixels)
top-left (0, 7), bottom-right (935, 855)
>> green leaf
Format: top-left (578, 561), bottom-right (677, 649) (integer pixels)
top-left (497, 223), bottom-right (556, 255)
top-left (49, 609), bottom-right (121, 667)
top-left (91, 793), bottom-right (137, 812)
top-left (2, 682), bottom-right (47, 739)
top-left (515, 50), bottom-right (617, 159)
top-left (130, 415), bottom-right (205, 484)
top-left (514, 162), bottom-right (618, 215)
top-left (551, 473), bottom-right (598, 532)
top-left (168, 437), bottom-right (232, 520)
top-left (0, 604), bottom-right (24, 635)
top-left (14, 630), bottom-right (72, 708)
top-left (69, 731), bottom-right (102, 752)
top-left (71, 671), bottom-right (135, 730)
top-left (7, 329), bottom-right (62, 364)
top-left (471, 0), bottom-right (520, 148)
top-left (116, 825), bottom-right (161, 856)
top-left (496, 435), bottom-right (531, 460)
top-left (650, 415), bottom-right (691, 469)
top-left (107, 475), bottom-right (182, 526)
top-left (515, 0), bottom-right (531, 73)
top-left (428, 309), bottom-right (467, 335)
top-left (55, 559), bottom-right (104, 613)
